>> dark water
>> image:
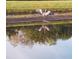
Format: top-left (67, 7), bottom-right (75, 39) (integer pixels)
top-left (6, 24), bottom-right (72, 59)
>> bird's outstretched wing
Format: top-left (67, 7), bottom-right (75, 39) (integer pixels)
top-left (45, 11), bottom-right (51, 16)
top-left (36, 9), bottom-right (43, 14)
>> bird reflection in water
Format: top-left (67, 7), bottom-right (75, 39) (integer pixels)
top-left (38, 25), bottom-right (50, 31)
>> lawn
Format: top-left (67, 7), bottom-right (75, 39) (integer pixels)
top-left (7, 1), bottom-right (72, 15)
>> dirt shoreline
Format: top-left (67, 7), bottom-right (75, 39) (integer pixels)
top-left (7, 14), bottom-right (72, 24)
top-left (7, 12), bottom-right (71, 18)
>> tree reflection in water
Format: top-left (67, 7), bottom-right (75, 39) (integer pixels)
top-left (6, 24), bottom-right (72, 47)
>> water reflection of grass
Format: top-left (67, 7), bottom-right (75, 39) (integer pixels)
top-left (7, 20), bottom-right (71, 27)
top-left (7, 24), bottom-right (72, 46)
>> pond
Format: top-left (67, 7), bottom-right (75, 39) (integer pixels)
top-left (6, 24), bottom-right (72, 59)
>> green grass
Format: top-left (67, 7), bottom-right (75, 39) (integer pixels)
top-left (7, 1), bottom-right (72, 15)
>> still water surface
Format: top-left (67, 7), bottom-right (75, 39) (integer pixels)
top-left (6, 24), bottom-right (72, 59)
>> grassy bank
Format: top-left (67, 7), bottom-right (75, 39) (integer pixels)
top-left (7, 1), bottom-right (72, 15)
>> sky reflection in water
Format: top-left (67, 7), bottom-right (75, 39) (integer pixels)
top-left (7, 38), bottom-right (72, 59)
top-left (6, 24), bottom-right (72, 59)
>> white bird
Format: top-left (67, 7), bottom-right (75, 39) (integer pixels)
top-left (36, 9), bottom-right (51, 16)
top-left (36, 9), bottom-right (51, 31)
